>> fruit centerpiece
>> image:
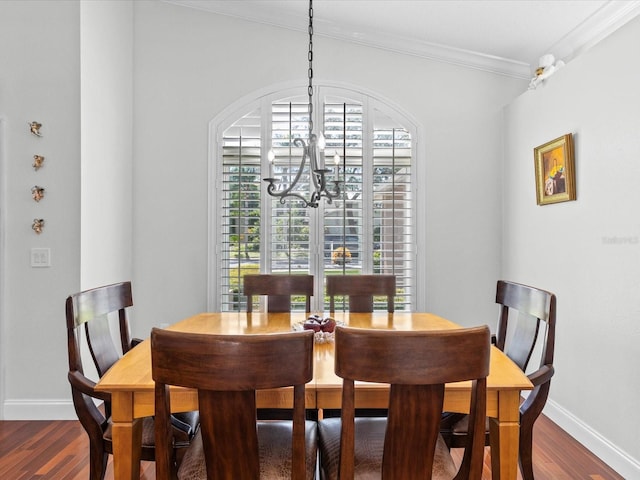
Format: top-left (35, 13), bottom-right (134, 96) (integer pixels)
top-left (294, 314), bottom-right (340, 343)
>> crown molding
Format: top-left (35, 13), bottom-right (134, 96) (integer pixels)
top-left (317, 22), bottom-right (532, 79)
top-left (163, 0), bottom-right (640, 80)
top-left (548, 0), bottom-right (640, 64)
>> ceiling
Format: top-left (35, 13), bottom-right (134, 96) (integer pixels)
top-left (164, 0), bottom-right (640, 79)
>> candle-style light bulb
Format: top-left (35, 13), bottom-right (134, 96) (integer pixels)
top-left (318, 133), bottom-right (326, 151)
top-left (267, 148), bottom-right (275, 177)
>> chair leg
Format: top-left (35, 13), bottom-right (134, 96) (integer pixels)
top-left (518, 422), bottom-right (534, 480)
top-left (519, 384), bottom-right (551, 480)
top-left (88, 440), bottom-right (108, 480)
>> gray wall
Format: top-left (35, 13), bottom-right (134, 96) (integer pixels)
top-left (503, 16), bottom-right (640, 478)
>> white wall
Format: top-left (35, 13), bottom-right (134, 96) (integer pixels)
top-left (3, 5), bottom-right (634, 478)
top-left (0, 0), bottom-right (134, 419)
top-left (0, 1), bottom-right (81, 418)
top-left (503, 16), bottom-right (640, 478)
top-left (130, 1), bottom-right (525, 338)
top-left (80, 0), bottom-right (134, 289)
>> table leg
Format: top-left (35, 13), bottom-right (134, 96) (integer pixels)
top-left (489, 390), bottom-right (521, 480)
top-left (111, 392), bottom-right (142, 480)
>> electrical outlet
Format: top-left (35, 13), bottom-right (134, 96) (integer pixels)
top-left (31, 248), bottom-right (51, 267)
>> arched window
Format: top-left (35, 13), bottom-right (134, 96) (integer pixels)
top-left (210, 85), bottom-right (417, 312)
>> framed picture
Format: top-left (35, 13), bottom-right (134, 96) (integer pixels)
top-left (534, 133), bottom-right (576, 205)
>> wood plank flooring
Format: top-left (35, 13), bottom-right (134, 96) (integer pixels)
top-left (0, 414), bottom-right (624, 479)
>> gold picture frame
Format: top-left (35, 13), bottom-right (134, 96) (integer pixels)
top-left (534, 133), bottom-right (576, 205)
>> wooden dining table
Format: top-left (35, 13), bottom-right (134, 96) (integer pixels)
top-left (95, 311), bottom-right (532, 480)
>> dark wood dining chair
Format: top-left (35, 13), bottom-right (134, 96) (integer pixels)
top-left (440, 280), bottom-right (557, 480)
top-left (326, 274), bottom-right (395, 312)
top-left (318, 325), bottom-right (491, 479)
top-left (151, 328), bottom-right (318, 480)
top-left (243, 274), bottom-right (314, 312)
top-left (65, 281), bottom-right (199, 480)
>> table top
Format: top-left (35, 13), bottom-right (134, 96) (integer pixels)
top-left (96, 311), bottom-right (532, 396)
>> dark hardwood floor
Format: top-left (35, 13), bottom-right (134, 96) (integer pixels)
top-left (0, 414), bottom-right (624, 479)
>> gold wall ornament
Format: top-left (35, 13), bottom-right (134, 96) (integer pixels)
top-left (32, 218), bottom-right (45, 234)
top-left (29, 121), bottom-right (42, 136)
top-left (31, 185), bottom-right (45, 202)
top-left (33, 154), bottom-right (45, 170)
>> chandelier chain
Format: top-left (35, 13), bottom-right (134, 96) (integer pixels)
top-left (307, 0), bottom-right (314, 137)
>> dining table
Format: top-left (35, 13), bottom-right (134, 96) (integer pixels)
top-left (95, 311), bottom-right (532, 480)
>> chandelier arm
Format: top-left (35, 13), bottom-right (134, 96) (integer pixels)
top-left (318, 174), bottom-right (341, 203)
top-left (280, 138), bottom-right (309, 196)
top-left (264, 138), bottom-right (313, 205)
top-left (310, 165), bottom-right (321, 193)
top-left (280, 192), bottom-right (316, 207)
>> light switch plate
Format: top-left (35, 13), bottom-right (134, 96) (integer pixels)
top-left (31, 248), bottom-right (51, 267)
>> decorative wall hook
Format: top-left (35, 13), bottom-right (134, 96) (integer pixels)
top-left (32, 218), bottom-right (45, 234)
top-left (29, 122), bottom-right (42, 137)
top-left (31, 185), bottom-right (45, 202)
top-left (29, 121), bottom-right (42, 137)
top-left (33, 154), bottom-right (45, 170)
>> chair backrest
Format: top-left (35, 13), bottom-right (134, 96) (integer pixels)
top-left (334, 324), bottom-right (490, 479)
top-left (243, 274), bottom-right (314, 312)
top-left (151, 328), bottom-right (314, 479)
top-left (495, 280), bottom-right (556, 373)
top-left (66, 281), bottom-right (134, 377)
top-left (326, 274), bottom-right (395, 312)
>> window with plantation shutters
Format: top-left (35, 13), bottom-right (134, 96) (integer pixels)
top-left (214, 87), bottom-right (415, 312)
top-left (219, 109), bottom-right (262, 312)
top-left (371, 127), bottom-right (413, 311)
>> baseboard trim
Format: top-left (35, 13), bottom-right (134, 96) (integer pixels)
top-left (3, 399), bottom-right (77, 420)
top-left (544, 398), bottom-right (640, 479)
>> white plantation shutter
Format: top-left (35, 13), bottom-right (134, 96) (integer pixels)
top-left (217, 90), bottom-right (415, 312)
top-left (270, 101), bottom-right (311, 274)
top-left (220, 109), bottom-right (262, 311)
top-left (323, 101), bottom-right (413, 311)
top-left (372, 127), bottom-right (413, 310)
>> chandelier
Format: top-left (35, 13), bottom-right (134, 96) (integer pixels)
top-left (263, 0), bottom-right (341, 208)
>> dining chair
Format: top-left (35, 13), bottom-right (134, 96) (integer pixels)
top-left (324, 274), bottom-right (398, 418)
top-left (65, 281), bottom-right (199, 480)
top-left (151, 328), bottom-right (318, 480)
top-left (243, 274), bottom-right (314, 312)
top-left (440, 280), bottom-right (557, 480)
top-left (326, 274), bottom-right (395, 312)
top-left (318, 324), bottom-right (491, 479)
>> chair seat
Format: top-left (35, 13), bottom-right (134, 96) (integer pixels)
top-left (171, 411), bottom-right (201, 446)
top-left (440, 411), bottom-right (490, 435)
top-left (178, 420), bottom-right (318, 480)
top-left (104, 416), bottom-right (157, 453)
top-left (104, 412), bottom-right (199, 456)
top-left (318, 417), bottom-right (457, 480)
top-left (451, 413), bottom-right (490, 435)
